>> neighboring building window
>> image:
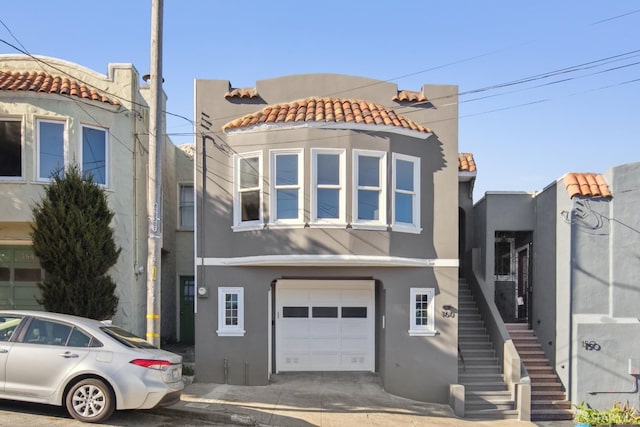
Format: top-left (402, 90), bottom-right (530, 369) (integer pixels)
top-left (311, 148), bottom-right (346, 226)
top-left (233, 151), bottom-right (262, 230)
top-left (81, 125), bottom-right (108, 186)
top-left (179, 184), bottom-right (194, 229)
top-left (217, 287), bottom-right (245, 337)
top-left (353, 150), bottom-right (386, 229)
top-left (269, 149), bottom-right (303, 225)
top-left (392, 153), bottom-right (421, 233)
top-left (409, 288), bottom-right (435, 336)
top-left (0, 118), bottom-right (22, 179)
top-left (37, 120), bottom-right (65, 181)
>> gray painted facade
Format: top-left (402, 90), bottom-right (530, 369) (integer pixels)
top-left (194, 74), bottom-right (460, 402)
top-left (474, 162), bottom-right (640, 410)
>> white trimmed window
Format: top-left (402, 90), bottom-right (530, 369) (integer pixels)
top-left (392, 153), bottom-right (421, 233)
top-left (81, 125), bottom-right (108, 186)
top-left (269, 149), bottom-right (304, 226)
top-left (179, 183), bottom-right (194, 229)
top-left (0, 118), bottom-right (23, 179)
top-left (217, 287), bottom-right (245, 337)
top-left (353, 150), bottom-right (387, 229)
top-left (37, 119), bottom-right (65, 181)
top-left (233, 151), bottom-right (263, 231)
top-left (310, 148), bottom-right (346, 226)
top-left (409, 288), bottom-right (435, 336)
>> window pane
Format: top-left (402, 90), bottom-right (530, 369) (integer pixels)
top-left (342, 307), bottom-right (367, 318)
top-left (395, 193), bottom-right (413, 223)
top-left (68, 328), bottom-right (92, 347)
top-left (495, 241), bottom-right (512, 275)
top-left (358, 156), bottom-right (379, 187)
top-left (240, 157), bottom-right (259, 188)
top-left (0, 316), bottom-right (23, 342)
top-left (82, 127), bottom-right (106, 185)
top-left (0, 267), bottom-right (9, 281)
top-left (358, 190), bottom-right (379, 220)
top-left (276, 189), bottom-right (298, 219)
top-left (14, 268), bottom-right (42, 282)
top-left (179, 185), bottom-right (194, 228)
top-left (0, 120), bottom-right (22, 177)
top-left (241, 191), bottom-right (260, 221)
top-left (283, 306), bottom-right (309, 318)
top-left (317, 188), bottom-right (339, 218)
top-left (39, 121), bottom-right (64, 179)
top-left (276, 154), bottom-right (298, 186)
top-left (396, 159), bottom-right (414, 191)
top-left (317, 154), bottom-right (339, 185)
top-left (312, 307), bottom-right (338, 318)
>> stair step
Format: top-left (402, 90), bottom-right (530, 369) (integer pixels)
top-left (465, 390), bottom-right (512, 399)
top-left (531, 400), bottom-right (573, 410)
top-left (460, 366), bottom-right (502, 374)
top-left (522, 358), bottom-right (552, 367)
top-left (529, 374), bottom-right (561, 383)
top-left (531, 383), bottom-right (564, 391)
top-left (463, 382), bottom-right (510, 391)
top-left (459, 342), bottom-right (494, 350)
top-left (505, 323), bottom-right (530, 330)
top-left (460, 350), bottom-right (496, 358)
top-left (464, 409), bottom-right (519, 420)
top-left (532, 390), bottom-right (568, 400)
top-left (525, 366), bottom-right (555, 374)
top-left (461, 356), bottom-right (499, 365)
top-left (531, 409), bottom-right (575, 421)
top-left (465, 400), bottom-right (515, 410)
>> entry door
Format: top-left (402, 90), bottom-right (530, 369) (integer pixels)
top-left (275, 280), bottom-right (374, 372)
top-left (179, 276), bottom-right (195, 344)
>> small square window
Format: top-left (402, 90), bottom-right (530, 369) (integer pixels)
top-left (217, 287), bottom-right (245, 336)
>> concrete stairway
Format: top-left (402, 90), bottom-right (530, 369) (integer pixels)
top-left (505, 323), bottom-right (573, 421)
top-left (458, 280), bottom-right (518, 420)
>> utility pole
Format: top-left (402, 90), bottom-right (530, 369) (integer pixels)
top-left (146, 0), bottom-right (163, 346)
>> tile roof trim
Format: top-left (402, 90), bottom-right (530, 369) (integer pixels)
top-left (225, 121), bottom-right (432, 140)
top-left (562, 172), bottom-right (612, 199)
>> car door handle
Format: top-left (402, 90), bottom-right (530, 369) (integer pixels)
top-left (0, 348), bottom-right (7, 353)
top-left (59, 352), bottom-right (79, 358)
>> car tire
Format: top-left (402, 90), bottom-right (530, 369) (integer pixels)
top-left (65, 378), bottom-right (115, 423)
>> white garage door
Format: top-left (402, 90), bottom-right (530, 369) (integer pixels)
top-left (276, 279), bottom-right (374, 372)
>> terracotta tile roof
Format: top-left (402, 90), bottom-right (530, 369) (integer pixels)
top-left (225, 87), bottom-right (258, 99)
top-left (563, 173), bottom-right (612, 199)
top-left (222, 97), bottom-right (432, 135)
top-left (458, 153), bottom-right (476, 172)
top-left (392, 89), bottom-right (427, 103)
top-left (0, 70), bottom-right (120, 106)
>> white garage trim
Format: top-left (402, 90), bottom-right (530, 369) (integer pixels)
top-left (197, 254), bottom-right (459, 267)
top-left (275, 279), bottom-right (375, 372)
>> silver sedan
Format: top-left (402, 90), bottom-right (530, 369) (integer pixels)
top-left (0, 310), bottom-right (184, 423)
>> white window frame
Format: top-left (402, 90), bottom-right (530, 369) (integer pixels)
top-left (217, 287), bottom-right (245, 337)
top-left (232, 151), bottom-right (263, 231)
top-left (269, 148), bottom-right (304, 227)
top-left (352, 149), bottom-right (387, 230)
top-left (310, 148), bottom-right (346, 227)
top-left (0, 117), bottom-right (24, 181)
top-left (409, 287), bottom-right (436, 336)
top-left (178, 183), bottom-right (194, 230)
top-left (36, 119), bottom-right (66, 182)
top-left (392, 153), bottom-right (421, 234)
top-left (80, 124), bottom-right (109, 187)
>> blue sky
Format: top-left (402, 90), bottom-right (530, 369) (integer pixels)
top-left (1, 1), bottom-right (638, 200)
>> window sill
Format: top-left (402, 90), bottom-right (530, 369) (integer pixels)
top-left (392, 224), bottom-right (423, 234)
top-left (351, 223), bottom-right (388, 231)
top-left (307, 222), bottom-right (348, 229)
top-left (216, 329), bottom-right (246, 337)
top-left (408, 329), bottom-right (437, 337)
top-left (266, 222), bottom-right (306, 229)
top-left (232, 223), bottom-right (264, 232)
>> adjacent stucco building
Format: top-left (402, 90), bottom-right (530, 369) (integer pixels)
top-left (474, 162), bottom-right (640, 410)
top-left (0, 55), bottom-right (193, 342)
top-left (194, 74), bottom-right (461, 402)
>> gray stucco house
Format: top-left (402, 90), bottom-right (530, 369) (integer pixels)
top-left (473, 161), bottom-right (640, 415)
top-left (193, 74), bottom-right (461, 403)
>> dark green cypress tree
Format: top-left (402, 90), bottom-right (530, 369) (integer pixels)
top-left (30, 163), bottom-right (121, 320)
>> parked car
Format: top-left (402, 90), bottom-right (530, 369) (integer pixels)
top-left (0, 310), bottom-right (184, 423)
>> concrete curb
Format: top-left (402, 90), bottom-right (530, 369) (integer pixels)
top-left (152, 404), bottom-right (258, 426)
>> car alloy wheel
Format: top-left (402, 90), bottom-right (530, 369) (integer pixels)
top-left (66, 378), bottom-right (115, 423)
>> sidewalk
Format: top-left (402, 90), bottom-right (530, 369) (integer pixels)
top-left (154, 372), bottom-right (551, 427)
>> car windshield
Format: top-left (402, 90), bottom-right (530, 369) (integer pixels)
top-left (101, 326), bottom-right (157, 349)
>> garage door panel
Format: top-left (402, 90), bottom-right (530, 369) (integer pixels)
top-left (276, 280), bottom-right (374, 372)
